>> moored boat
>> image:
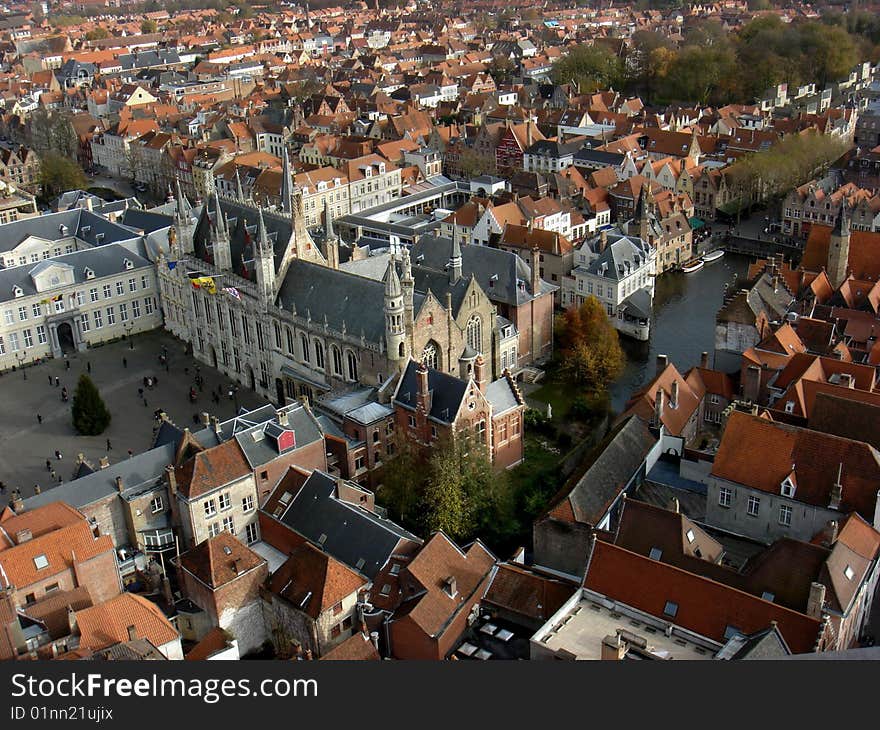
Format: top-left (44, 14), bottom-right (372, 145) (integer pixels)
top-left (702, 249), bottom-right (725, 263)
top-left (681, 258), bottom-right (704, 274)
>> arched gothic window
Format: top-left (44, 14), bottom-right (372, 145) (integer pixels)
top-left (466, 315), bottom-right (482, 353)
top-left (422, 341), bottom-right (438, 370)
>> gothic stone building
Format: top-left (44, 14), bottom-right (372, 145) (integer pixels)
top-left (158, 167), bottom-right (501, 406)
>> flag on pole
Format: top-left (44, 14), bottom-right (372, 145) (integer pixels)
top-left (222, 286), bottom-right (241, 301)
top-left (191, 276), bottom-right (217, 294)
top-left (50, 294), bottom-right (63, 302)
top-left (167, 261), bottom-right (178, 270)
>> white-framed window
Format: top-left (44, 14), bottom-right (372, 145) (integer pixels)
top-left (245, 522), bottom-right (259, 544)
top-left (102, 284), bottom-right (112, 299)
top-left (17, 306), bottom-right (27, 321)
top-left (80, 314), bottom-right (90, 332)
top-left (36, 325), bottom-right (46, 344)
top-left (204, 499), bottom-right (216, 517)
top-left (208, 521), bottom-right (220, 538)
top-left (719, 487), bottom-right (732, 508)
top-left (222, 516), bottom-right (234, 534)
top-left (31, 303), bottom-right (41, 317)
top-left (218, 492), bottom-right (231, 511)
top-left (145, 297), bottom-right (154, 314)
top-left (150, 496), bottom-right (163, 514)
top-left (106, 306), bottom-right (115, 325)
top-left (90, 287), bottom-right (99, 302)
top-left (132, 299), bottom-right (141, 318)
top-left (747, 495), bottom-right (760, 517)
top-left (242, 495), bottom-right (254, 512)
top-left (54, 299), bottom-right (64, 313)
top-left (9, 332), bottom-right (19, 352)
top-left (119, 302), bottom-right (128, 322)
top-left (115, 281), bottom-right (124, 296)
top-left (22, 329), bottom-right (32, 348)
top-left (0, 336), bottom-right (5, 355)
top-left (75, 291), bottom-right (84, 306)
top-left (141, 275), bottom-right (149, 289)
top-left (778, 504), bottom-right (792, 527)
top-left (4, 309), bottom-right (14, 325)
top-left (129, 278), bottom-right (137, 292)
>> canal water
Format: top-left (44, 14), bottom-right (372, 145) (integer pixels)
top-left (609, 253), bottom-right (751, 413)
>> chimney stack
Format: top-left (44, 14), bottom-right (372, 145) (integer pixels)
top-left (277, 408), bottom-right (289, 427)
top-left (700, 351), bottom-right (709, 369)
top-left (126, 625), bottom-right (137, 642)
top-left (530, 246), bottom-right (540, 293)
top-left (653, 389), bottom-right (665, 428)
top-left (668, 496), bottom-right (679, 514)
top-left (656, 354), bottom-right (668, 375)
top-left (829, 463), bottom-right (843, 510)
top-left (211, 415), bottom-right (222, 435)
top-left (369, 631), bottom-right (380, 651)
top-left (99, 457), bottom-right (110, 469)
top-left (15, 528), bottom-right (32, 544)
top-left (165, 464), bottom-right (178, 498)
top-left (11, 490), bottom-right (23, 513)
top-left (601, 633), bottom-right (627, 661)
top-left (825, 520), bottom-right (839, 546)
top-left (115, 476), bottom-right (124, 494)
top-left (416, 362), bottom-right (431, 413)
top-left (200, 412), bottom-right (211, 427)
top-left (474, 355), bottom-right (487, 393)
top-left (670, 380), bottom-right (679, 408)
top-left (807, 582), bottom-right (826, 619)
top-left (599, 229), bottom-right (608, 253)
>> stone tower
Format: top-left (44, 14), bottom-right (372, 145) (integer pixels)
top-left (254, 208), bottom-right (276, 304)
top-left (384, 256), bottom-right (407, 367)
top-left (827, 204), bottom-right (851, 289)
top-left (324, 197), bottom-right (339, 270)
top-left (400, 247), bottom-right (415, 347)
top-left (173, 176), bottom-right (196, 254)
top-left (211, 182), bottom-right (232, 271)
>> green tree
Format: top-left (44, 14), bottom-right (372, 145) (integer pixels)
top-left (72, 374), bottom-right (112, 436)
top-left (85, 27), bottom-right (110, 41)
top-left (555, 296), bottom-right (625, 394)
top-left (140, 19), bottom-right (157, 33)
top-left (379, 433), bottom-right (425, 527)
top-left (39, 154), bottom-right (87, 201)
top-left (551, 44), bottom-right (625, 93)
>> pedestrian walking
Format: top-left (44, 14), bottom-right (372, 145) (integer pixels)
top-left (55, 449), bottom-right (62, 460)
top-left (36, 414), bottom-right (42, 424)
top-left (50, 469), bottom-right (56, 480)
top-left (166, 362), bottom-right (170, 373)
top-left (138, 387), bottom-right (143, 398)
top-left (143, 397), bottom-right (148, 407)
top-left (127, 449), bottom-right (133, 458)
top-left (54, 376), bottom-right (60, 387)
top-left (123, 357), bottom-right (127, 368)
top-left (65, 359), bottom-right (70, 371)
top-left (46, 459), bottom-right (51, 471)
top-left (87, 362), bottom-right (91, 374)
top-left (48, 374), bottom-right (53, 386)
top-left (106, 439), bottom-right (112, 451)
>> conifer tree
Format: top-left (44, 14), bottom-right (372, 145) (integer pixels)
top-left (71, 374), bottom-right (112, 435)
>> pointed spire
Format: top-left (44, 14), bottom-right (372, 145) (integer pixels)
top-left (833, 203), bottom-right (850, 237)
top-left (281, 146), bottom-right (293, 215)
top-left (175, 175), bottom-right (191, 220)
top-left (449, 234), bottom-right (462, 284)
top-left (235, 167), bottom-right (245, 201)
top-left (324, 196), bottom-right (335, 241)
top-left (384, 256), bottom-right (402, 298)
top-left (257, 208), bottom-right (270, 254)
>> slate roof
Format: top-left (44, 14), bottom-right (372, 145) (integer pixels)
top-left (275, 470), bottom-right (421, 579)
top-left (277, 259), bottom-right (424, 346)
top-left (582, 233), bottom-right (652, 281)
top-left (0, 209), bottom-right (140, 254)
top-left (0, 243), bottom-right (153, 304)
top-left (232, 403), bottom-right (323, 469)
top-left (543, 416), bottom-right (657, 526)
top-left (394, 359), bottom-right (467, 424)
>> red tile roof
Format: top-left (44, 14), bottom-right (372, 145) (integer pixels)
top-left (584, 540), bottom-right (824, 654)
top-left (178, 532), bottom-right (266, 589)
top-left (174, 439), bottom-right (251, 499)
top-left (75, 593), bottom-right (178, 651)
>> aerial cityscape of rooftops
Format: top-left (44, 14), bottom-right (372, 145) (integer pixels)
top-left (0, 0), bottom-right (879, 663)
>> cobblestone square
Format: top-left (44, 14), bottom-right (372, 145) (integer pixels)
top-left (0, 328), bottom-right (268, 507)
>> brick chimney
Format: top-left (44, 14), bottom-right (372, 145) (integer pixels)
top-left (807, 582), bottom-right (826, 619)
top-left (276, 408), bottom-right (289, 427)
top-left (700, 351), bottom-right (709, 369)
top-left (601, 633), bottom-right (627, 660)
top-left (200, 412), bottom-right (211, 427)
top-left (15, 528), bottom-right (32, 544)
top-left (829, 463), bottom-right (843, 510)
top-left (670, 380), bottom-right (679, 408)
top-left (743, 364), bottom-right (761, 402)
top-left (165, 464), bottom-right (177, 498)
top-left (211, 416), bottom-right (222, 435)
top-left (115, 476), bottom-right (124, 494)
top-left (415, 362), bottom-right (431, 414)
top-left (530, 246), bottom-right (540, 294)
top-left (656, 354), bottom-right (668, 375)
top-left (99, 457), bottom-right (110, 469)
top-left (126, 625), bottom-right (137, 641)
top-left (10, 491), bottom-right (23, 513)
top-left (598, 229), bottom-right (608, 253)
top-left (653, 389), bottom-right (665, 428)
top-left (474, 355), bottom-right (487, 393)
top-left (667, 497), bottom-right (679, 514)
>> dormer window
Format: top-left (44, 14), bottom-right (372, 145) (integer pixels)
top-left (844, 565), bottom-right (855, 581)
top-left (781, 477), bottom-right (796, 498)
top-left (784, 401), bottom-right (794, 414)
top-left (84, 267), bottom-right (95, 280)
top-left (12, 286), bottom-right (22, 298)
top-left (123, 258), bottom-right (133, 270)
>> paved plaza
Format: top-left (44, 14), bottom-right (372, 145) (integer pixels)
top-left (0, 329), bottom-right (268, 507)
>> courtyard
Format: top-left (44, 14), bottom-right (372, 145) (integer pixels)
top-left (0, 328), bottom-right (268, 506)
